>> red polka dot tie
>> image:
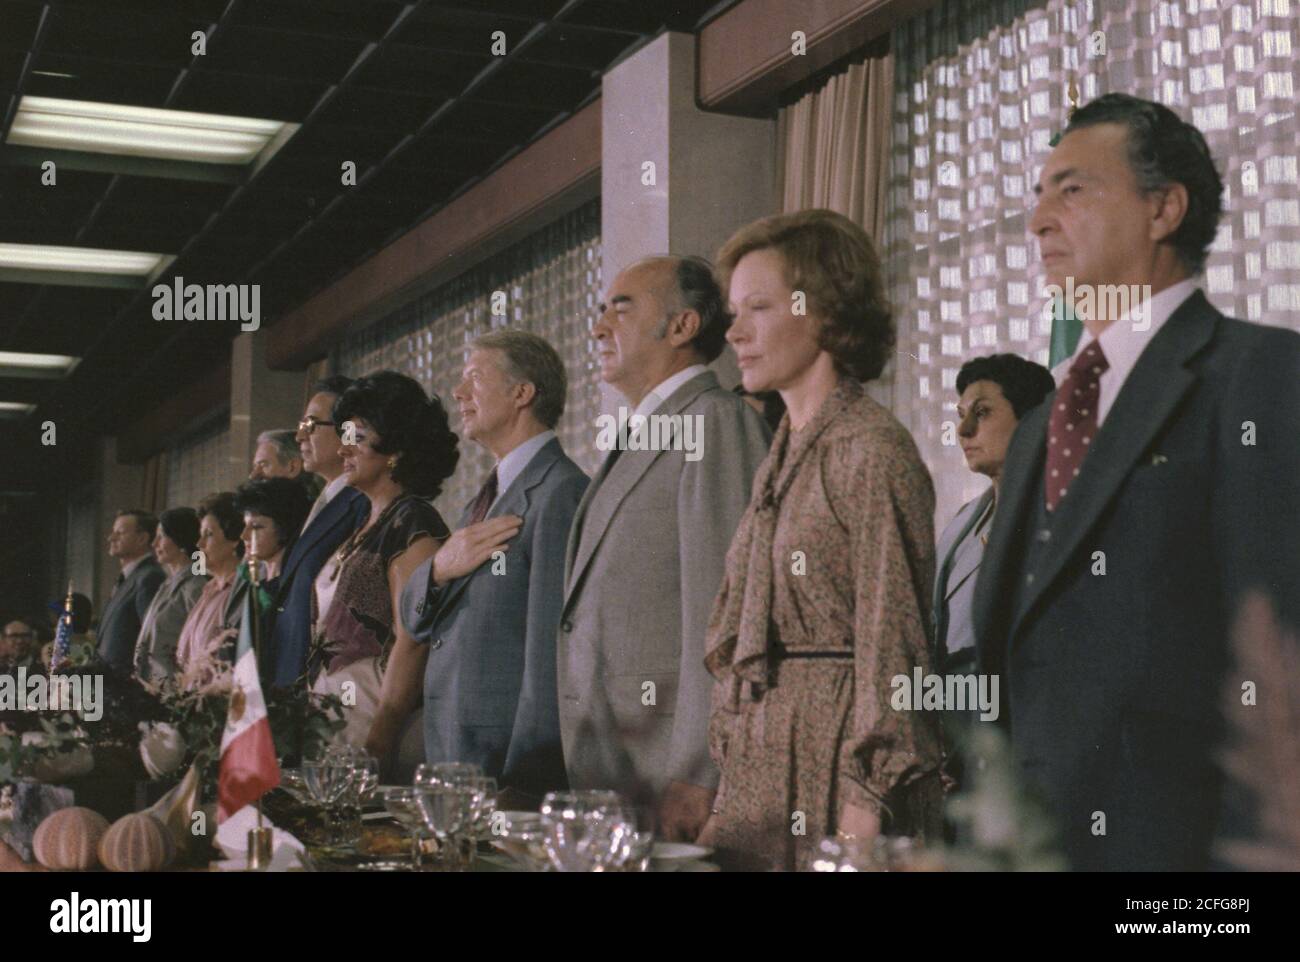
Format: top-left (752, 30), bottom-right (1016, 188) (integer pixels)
top-left (1045, 340), bottom-right (1109, 512)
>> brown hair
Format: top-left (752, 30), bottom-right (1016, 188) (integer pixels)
top-left (715, 209), bottom-right (894, 382)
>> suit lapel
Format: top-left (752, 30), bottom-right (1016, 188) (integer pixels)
top-left (276, 487), bottom-right (360, 600)
top-left (563, 371), bottom-right (718, 613)
top-left (943, 489), bottom-right (994, 602)
top-left (434, 439), bottom-right (563, 620)
top-left (1008, 295), bottom-right (1216, 643)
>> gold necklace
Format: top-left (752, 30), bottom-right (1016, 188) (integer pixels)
top-left (330, 496), bottom-right (404, 579)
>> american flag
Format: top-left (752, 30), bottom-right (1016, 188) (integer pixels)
top-left (50, 583), bottom-right (74, 672)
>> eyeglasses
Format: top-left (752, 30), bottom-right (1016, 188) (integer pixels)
top-left (297, 415), bottom-right (335, 435)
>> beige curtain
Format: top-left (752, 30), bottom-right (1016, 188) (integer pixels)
top-left (777, 54), bottom-right (895, 242)
top-left (777, 52), bottom-right (897, 410)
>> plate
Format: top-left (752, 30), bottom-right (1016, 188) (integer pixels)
top-left (651, 842), bottom-right (713, 861)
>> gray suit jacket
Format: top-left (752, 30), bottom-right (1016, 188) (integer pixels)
top-left (96, 556), bottom-right (166, 675)
top-left (932, 486), bottom-right (994, 669)
top-left (558, 370), bottom-right (771, 804)
top-left (400, 437), bottom-right (588, 796)
top-left (133, 568), bottom-right (209, 684)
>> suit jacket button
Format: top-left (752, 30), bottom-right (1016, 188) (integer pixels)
top-left (432, 638), bottom-right (443, 650)
top-left (561, 619), bottom-right (573, 633)
top-left (1025, 573), bottom-right (1035, 585)
top-left (1036, 529), bottom-right (1051, 543)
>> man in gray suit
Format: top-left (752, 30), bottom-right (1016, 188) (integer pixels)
top-left (560, 255), bottom-right (771, 840)
top-left (96, 509), bottom-right (166, 675)
top-left (399, 329), bottom-right (587, 800)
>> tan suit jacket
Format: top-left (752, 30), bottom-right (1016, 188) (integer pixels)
top-left (558, 369), bottom-right (771, 804)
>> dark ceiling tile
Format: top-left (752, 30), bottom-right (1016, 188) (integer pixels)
top-left (41, 7), bottom-right (205, 70)
top-left (172, 70), bottom-right (324, 123)
top-left (234, 0), bottom-right (406, 42)
top-left (516, 25), bottom-right (638, 71)
top-left (202, 25), bottom-right (370, 84)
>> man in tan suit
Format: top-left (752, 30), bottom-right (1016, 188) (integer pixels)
top-left (559, 255), bottom-right (771, 840)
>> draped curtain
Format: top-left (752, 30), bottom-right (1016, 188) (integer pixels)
top-left (887, 0), bottom-right (1300, 531)
top-left (776, 51), bottom-right (897, 407)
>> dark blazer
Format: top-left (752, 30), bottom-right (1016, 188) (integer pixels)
top-left (932, 486), bottom-right (995, 670)
top-left (400, 437), bottom-right (588, 797)
top-left (267, 485), bottom-right (368, 687)
top-left (973, 291), bottom-right (1300, 871)
top-left (96, 556), bottom-right (166, 675)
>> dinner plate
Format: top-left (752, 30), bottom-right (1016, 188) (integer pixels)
top-left (651, 842), bottom-right (713, 861)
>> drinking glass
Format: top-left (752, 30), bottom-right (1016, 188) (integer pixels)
top-left (383, 787), bottom-right (427, 870)
top-left (539, 791), bottom-right (630, 873)
top-left (491, 812), bottom-right (550, 872)
top-left (414, 785), bottom-right (476, 871)
top-left (414, 762), bottom-right (483, 787)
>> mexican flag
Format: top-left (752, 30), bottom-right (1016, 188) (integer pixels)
top-left (217, 580), bottom-right (279, 822)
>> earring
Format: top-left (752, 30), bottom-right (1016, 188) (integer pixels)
top-left (387, 458), bottom-right (397, 470)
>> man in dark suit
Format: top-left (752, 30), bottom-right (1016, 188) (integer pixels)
top-left (97, 509), bottom-right (165, 675)
top-left (973, 93), bottom-right (1300, 871)
top-left (265, 376), bottom-right (368, 687)
top-left (399, 330), bottom-right (587, 801)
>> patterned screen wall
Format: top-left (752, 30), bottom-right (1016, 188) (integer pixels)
top-left (334, 200), bottom-right (602, 522)
top-left (164, 417), bottom-right (233, 512)
top-left (888, 0), bottom-right (1300, 531)
top-left (63, 484), bottom-right (98, 601)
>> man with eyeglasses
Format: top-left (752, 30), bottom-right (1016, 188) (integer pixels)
top-left (2, 617), bottom-right (45, 670)
top-left (262, 376), bottom-right (369, 687)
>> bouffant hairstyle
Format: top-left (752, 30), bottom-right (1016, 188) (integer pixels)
top-left (158, 506), bottom-right (201, 557)
top-left (197, 491), bottom-right (246, 557)
top-left (332, 371), bottom-right (460, 500)
top-left (233, 477), bottom-right (312, 549)
top-left (715, 209), bottom-right (894, 382)
top-left (956, 353), bottom-right (1057, 419)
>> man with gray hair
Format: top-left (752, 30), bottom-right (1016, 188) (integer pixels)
top-left (559, 254), bottom-right (771, 840)
top-left (398, 328), bottom-right (588, 800)
top-left (250, 429), bottom-right (304, 481)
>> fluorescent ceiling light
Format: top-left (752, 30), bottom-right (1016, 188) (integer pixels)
top-left (7, 96), bottom-right (287, 165)
top-left (0, 242), bottom-right (165, 276)
top-left (0, 402), bottom-right (38, 416)
top-left (0, 351), bottom-right (80, 378)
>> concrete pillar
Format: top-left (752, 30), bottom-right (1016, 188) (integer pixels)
top-left (95, 437), bottom-right (144, 610)
top-left (601, 31), bottom-right (778, 413)
top-left (228, 331), bottom-right (306, 488)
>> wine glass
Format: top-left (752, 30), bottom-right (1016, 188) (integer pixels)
top-left (383, 787), bottom-right (427, 870)
top-left (539, 791), bottom-right (630, 872)
top-left (414, 785), bottom-right (475, 871)
top-left (414, 761), bottom-right (483, 787)
top-left (302, 755), bottom-right (354, 848)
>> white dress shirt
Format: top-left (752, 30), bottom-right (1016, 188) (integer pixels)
top-left (631, 363), bottom-right (709, 419)
top-left (1051, 279), bottom-right (1199, 428)
top-left (488, 429), bottom-right (556, 512)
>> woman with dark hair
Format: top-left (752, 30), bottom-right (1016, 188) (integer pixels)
top-left (133, 506), bottom-right (209, 685)
top-left (310, 371), bottom-right (457, 772)
top-left (700, 209), bottom-right (943, 870)
top-left (224, 478), bottom-right (313, 672)
top-left (175, 492), bottom-right (244, 689)
top-left (935, 353), bottom-right (1056, 673)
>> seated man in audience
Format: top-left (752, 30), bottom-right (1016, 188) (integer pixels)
top-left (973, 93), bottom-right (1300, 870)
top-left (400, 330), bottom-right (587, 804)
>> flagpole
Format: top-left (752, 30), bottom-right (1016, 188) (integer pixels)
top-left (50, 580), bottom-right (74, 677)
top-left (247, 555), bottom-right (264, 837)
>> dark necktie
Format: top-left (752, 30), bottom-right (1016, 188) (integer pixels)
top-left (468, 467), bottom-right (499, 525)
top-left (1045, 341), bottom-right (1109, 512)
